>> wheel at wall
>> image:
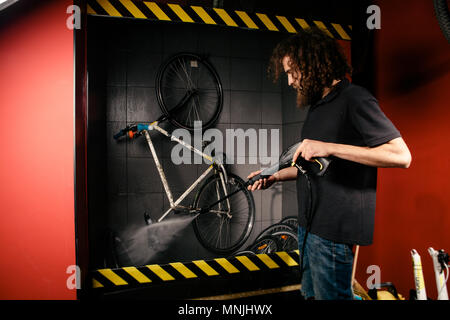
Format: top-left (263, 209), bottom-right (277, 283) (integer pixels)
top-left (192, 173), bottom-right (255, 254)
top-left (255, 222), bottom-right (295, 242)
top-left (156, 53), bottom-right (223, 130)
top-left (248, 235), bottom-right (281, 254)
top-left (280, 216), bottom-right (299, 230)
top-left (271, 230), bottom-right (299, 252)
top-left (433, 0), bottom-right (450, 43)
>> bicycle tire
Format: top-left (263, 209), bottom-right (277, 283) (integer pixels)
top-left (433, 0), bottom-right (450, 43)
top-left (255, 222), bottom-right (295, 242)
top-left (156, 53), bottom-right (223, 131)
top-left (280, 216), bottom-right (299, 230)
top-left (192, 173), bottom-right (255, 254)
top-left (248, 235), bottom-right (281, 254)
top-left (271, 230), bottom-right (299, 252)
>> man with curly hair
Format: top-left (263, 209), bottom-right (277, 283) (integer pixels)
top-left (247, 27), bottom-right (411, 300)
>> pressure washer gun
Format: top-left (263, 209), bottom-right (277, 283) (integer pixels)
top-left (246, 141), bottom-right (332, 186)
top-left (202, 142), bottom-right (332, 215)
top-left (411, 249), bottom-right (428, 300)
top-left (428, 247), bottom-right (449, 300)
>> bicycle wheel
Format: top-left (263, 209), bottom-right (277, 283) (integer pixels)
top-left (248, 235), bottom-right (281, 254)
top-left (271, 230), bottom-right (299, 252)
top-left (280, 216), bottom-right (299, 230)
top-left (192, 173), bottom-right (255, 254)
top-left (156, 53), bottom-right (223, 130)
top-left (255, 222), bottom-right (295, 242)
top-left (433, 0), bottom-right (450, 43)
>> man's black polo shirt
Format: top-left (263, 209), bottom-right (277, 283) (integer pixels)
top-left (296, 78), bottom-right (401, 246)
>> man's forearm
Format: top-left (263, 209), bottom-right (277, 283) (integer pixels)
top-left (273, 166), bottom-right (298, 182)
top-left (328, 137), bottom-right (411, 168)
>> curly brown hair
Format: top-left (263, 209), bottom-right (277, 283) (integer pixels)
top-left (269, 26), bottom-right (352, 107)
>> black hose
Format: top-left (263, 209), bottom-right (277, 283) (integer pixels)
top-left (433, 0), bottom-right (450, 43)
top-left (298, 171), bottom-right (314, 289)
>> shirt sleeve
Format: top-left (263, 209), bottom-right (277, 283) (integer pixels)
top-left (347, 87), bottom-right (401, 147)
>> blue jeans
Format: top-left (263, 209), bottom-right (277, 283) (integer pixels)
top-left (298, 226), bottom-right (354, 300)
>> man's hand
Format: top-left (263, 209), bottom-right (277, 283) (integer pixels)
top-left (292, 139), bottom-right (332, 163)
top-left (247, 170), bottom-right (277, 191)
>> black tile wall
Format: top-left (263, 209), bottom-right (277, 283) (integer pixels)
top-left (126, 87), bottom-right (160, 122)
top-left (229, 91), bottom-right (261, 123)
top-left (230, 58), bottom-right (262, 91)
top-left (262, 92), bottom-right (283, 124)
top-left (127, 52), bottom-right (162, 87)
top-left (208, 56), bottom-right (231, 90)
top-left (106, 51), bottom-right (128, 86)
top-left (126, 21), bottom-right (163, 53)
top-left (88, 17), bottom-right (289, 266)
top-left (162, 22), bottom-right (200, 56)
top-left (106, 194), bottom-right (128, 230)
top-left (197, 25), bottom-right (232, 57)
top-left (106, 86), bottom-right (127, 122)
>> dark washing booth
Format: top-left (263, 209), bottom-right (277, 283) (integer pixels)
top-left (84, 2), bottom-right (354, 299)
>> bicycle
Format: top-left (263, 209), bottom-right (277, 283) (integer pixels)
top-left (113, 53), bottom-right (255, 255)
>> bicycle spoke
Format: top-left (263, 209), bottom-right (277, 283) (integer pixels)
top-left (185, 98), bottom-right (195, 127)
top-left (168, 61), bottom-right (188, 90)
top-left (190, 95), bottom-right (202, 123)
top-left (180, 58), bottom-right (195, 90)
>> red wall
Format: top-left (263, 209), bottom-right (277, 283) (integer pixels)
top-left (356, 0), bottom-right (450, 299)
top-left (0, 0), bottom-right (447, 301)
top-left (0, 0), bottom-right (76, 299)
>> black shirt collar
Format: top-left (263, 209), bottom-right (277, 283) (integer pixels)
top-left (312, 78), bottom-right (350, 108)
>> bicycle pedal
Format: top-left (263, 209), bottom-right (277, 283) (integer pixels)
top-left (144, 212), bottom-right (153, 225)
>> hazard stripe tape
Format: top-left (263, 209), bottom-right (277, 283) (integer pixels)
top-left (214, 8), bottom-right (238, 27)
top-left (191, 6), bottom-right (216, 25)
top-left (276, 16), bottom-right (296, 33)
top-left (86, 0), bottom-right (351, 41)
top-left (91, 250), bottom-right (301, 289)
top-left (214, 257), bottom-right (240, 274)
top-left (235, 10), bottom-right (258, 29)
top-left (193, 259), bottom-right (220, 276)
top-left (122, 266), bottom-right (152, 283)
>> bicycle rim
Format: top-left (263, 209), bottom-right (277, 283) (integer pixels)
top-left (156, 53), bottom-right (223, 130)
top-left (192, 173), bottom-right (255, 254)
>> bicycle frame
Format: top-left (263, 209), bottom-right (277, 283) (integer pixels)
top-left (141, 121), bottom-right (231, 223)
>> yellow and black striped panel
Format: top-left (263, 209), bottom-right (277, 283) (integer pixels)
top-left (86, 0), bottom-right (351, 41)
top-left (91, 250), bottom-right (300, 289)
